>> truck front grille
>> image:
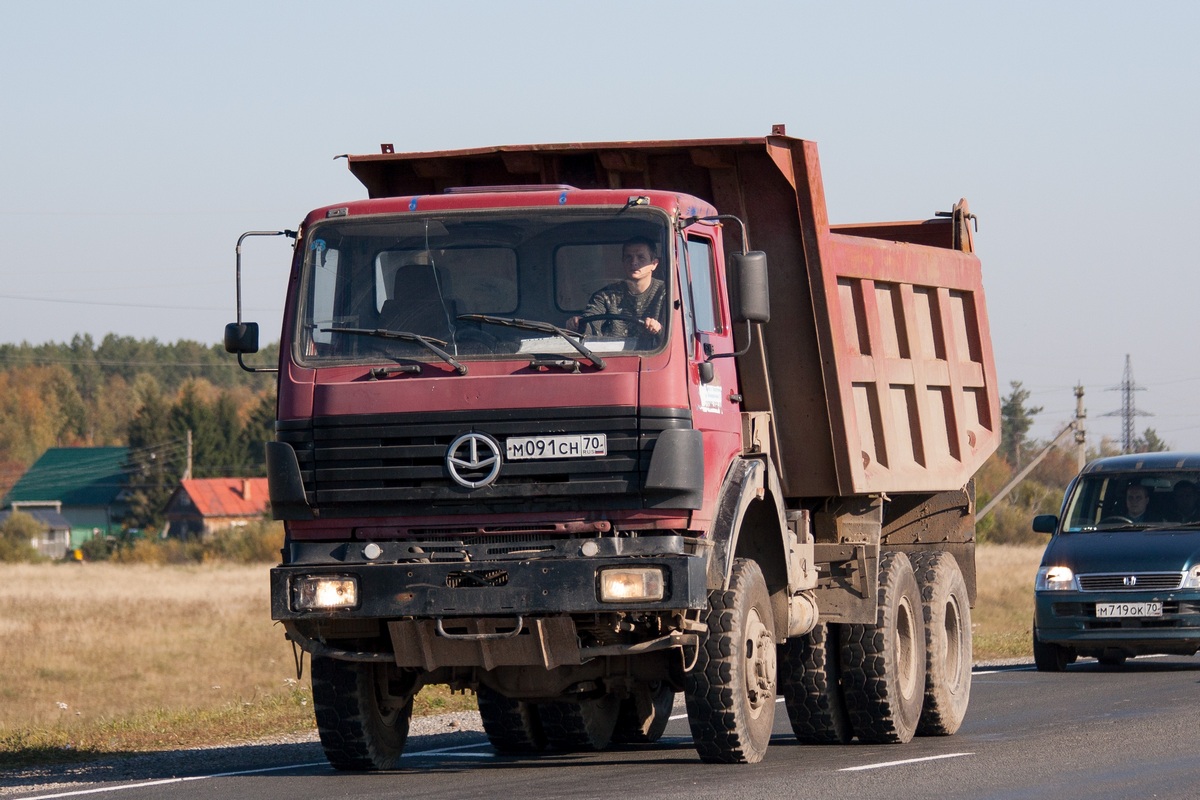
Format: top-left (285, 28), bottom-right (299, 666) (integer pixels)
top-left (277, 406), bottom-right (689, 517)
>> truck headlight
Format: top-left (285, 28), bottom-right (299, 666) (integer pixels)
top-left (292, 576), bottom-right (359, 610)
top-left (1035, 565), bottom-right (1077, 592)
top-left (599, 567), bottom-right (665, 602)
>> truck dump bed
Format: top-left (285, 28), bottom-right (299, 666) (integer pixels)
top-left (344, 129), bottom-right (999, 499)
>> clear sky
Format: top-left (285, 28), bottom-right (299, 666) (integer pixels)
top-left (3, 1), bottom-right (1198, 450)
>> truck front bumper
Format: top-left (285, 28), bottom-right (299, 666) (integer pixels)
top-left (270, 535), bottom-right (710, 620)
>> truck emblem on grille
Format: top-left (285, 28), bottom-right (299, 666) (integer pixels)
top-left (1123, 575), bottom-right (1137, 587)
top-left (446, 432), bottom-right (502, 488)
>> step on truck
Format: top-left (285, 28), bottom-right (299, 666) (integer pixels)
top-left (227, 125), bottom-right (999, 767)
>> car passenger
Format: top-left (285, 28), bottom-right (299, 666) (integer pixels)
top-left (1172, 480), bottom-right (1200, 522)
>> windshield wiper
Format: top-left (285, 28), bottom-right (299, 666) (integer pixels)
top-left (457, 314), bottom-right (606, 370)
top-left (322, 326), bottom-right (467, 375)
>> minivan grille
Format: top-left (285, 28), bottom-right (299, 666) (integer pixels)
top-left (1077, 572), bottom-right (1182, 592)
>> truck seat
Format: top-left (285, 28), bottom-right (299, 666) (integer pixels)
top-left (379, 265), bottom-right (457, 341)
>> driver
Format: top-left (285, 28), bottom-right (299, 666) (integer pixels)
top-left (568, 237), bottom-right (666, 347)
top-left (1123, 483), bottom-right (1153, 522)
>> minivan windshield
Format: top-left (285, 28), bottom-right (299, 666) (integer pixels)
top-left (294, 209), bottom-right (671, 367)
top-left (1061, 470), bottom-right (1200, 531)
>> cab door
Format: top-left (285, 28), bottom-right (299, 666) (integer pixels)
top-left (678, 231), bottom-right (743, 521)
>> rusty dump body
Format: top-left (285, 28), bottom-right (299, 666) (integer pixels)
top-left (346, 131), bottom-right (999, 500)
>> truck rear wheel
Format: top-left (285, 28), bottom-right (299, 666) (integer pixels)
top-left (840, 551), bottom-right (926, 744)
top-left (611, 682), bottom-right (676, 744)
top-left (910, 551), bottom-right (972, 736)
top-left (539, 694), bottom-right (620, 751)
top-left (477, 685), bottom-right (547, 754)
top-left (779, 622), bottom-right (852, 744)
top-left (310, 655), bottom-right (413, 770)
top-left (685, 558), bottom-right (777, 764)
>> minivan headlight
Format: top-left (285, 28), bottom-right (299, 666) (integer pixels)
top-left (1181, 565), bottom-right (1200, 589)
top-left (1036, 565), bottom-right (1077, 592)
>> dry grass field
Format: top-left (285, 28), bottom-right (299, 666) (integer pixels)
top-left (0, 544), bottom-right (1043, 764)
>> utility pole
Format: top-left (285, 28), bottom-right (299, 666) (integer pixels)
top-left (1073, 384), bottom-right (1087, 470)
top-left (183, 429), bottom-right (193, 481)
top-left (1101, 354), bottom-right (1151, 453)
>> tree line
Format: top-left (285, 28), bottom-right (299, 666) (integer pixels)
top-left (0, 334), bottom-right (279, 529)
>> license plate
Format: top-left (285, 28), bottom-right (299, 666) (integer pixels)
top-left (1095, 602), bottom-right (1163, 618)
top-left (505, 434), bottom-right (607, 460)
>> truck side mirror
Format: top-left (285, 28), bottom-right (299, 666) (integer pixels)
top-left (1032, 514), bottom-right (1058, 534)
top-left (224, 322), bottom-right (260, 355)
top-left (730, 251), bottom-right (770, 324)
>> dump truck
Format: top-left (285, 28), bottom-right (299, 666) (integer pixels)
top-left (226, 125), bottom-right (999, 767)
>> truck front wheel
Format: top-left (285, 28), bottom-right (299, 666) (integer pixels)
top-left (840, 551), bottom-right (926, 744)
top-left (311, 655), bottom-right (414, 770)
top-left (685, 557), bottom-right (777, 764)
top-left (910, 551), bottom-right (972, 736)
top-left (779, 622), bottom-right (852, 744)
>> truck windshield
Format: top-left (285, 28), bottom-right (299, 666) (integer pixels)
top-left (294, 209), bottom-right (671, 367)
top-left (1061, 470), bottom-right (1200, 531)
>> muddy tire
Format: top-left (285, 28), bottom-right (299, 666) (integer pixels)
top-left (477, 685), bottom-right (546, 754)
top-left (1032, 624), bottom-right (1072, 672)
top-left (779, 623), bottom-right (852, 744)
top-left (539, 694), bottom-right (620, 751)
top-left (685, 558), bottom-right (777, 764)
top-left (311, 656), bottom-right (413, 771)
top-left (840, 551), bottom-right (926, 744)
top-left (910, 551), bottom-right (972, 736)
top-left (611, 682), bottom-right (676, 744)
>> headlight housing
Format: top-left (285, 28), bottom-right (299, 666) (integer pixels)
top-left (1036, 565), bottom-right (1077, 592)
top-left (292, 575), bottom-right (359, 610)
top-left (1181, 565), bottom-right (1200, 589)
top-left (598, 567), bottom-right (665, 602)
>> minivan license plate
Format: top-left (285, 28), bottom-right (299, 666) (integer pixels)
top-left (506, 434), bottom-right (607, 460)
top-left (1095, 602), bottom-right (1162, 618)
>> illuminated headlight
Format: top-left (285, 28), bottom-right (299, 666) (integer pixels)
top-left (599, 567), bottom-right (665, 602)
top-left (292, 576), bottom-right (358, 610)
top-left (1035, 565), bottom-right (1077, 592)
top-left (1181, 565), bottom-right (1200, 589)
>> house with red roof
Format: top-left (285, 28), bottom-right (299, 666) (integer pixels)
top-left (163, 478), bottom-right (270, 539)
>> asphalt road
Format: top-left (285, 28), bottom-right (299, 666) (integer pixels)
top-left (6, 656), bottom-right (1200, 800)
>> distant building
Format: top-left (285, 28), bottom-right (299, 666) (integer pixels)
top-left (0, 506), bottom-right (73, 559)
top-left (2, 447), bottom-right (131, 549)
top-left (163, 478), bottom-right (270, 539)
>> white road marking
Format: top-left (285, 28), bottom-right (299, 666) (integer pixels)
top-left (839, 752), bottom-right (974, 772)
top-left (15, 762), bottom-right (329, 799)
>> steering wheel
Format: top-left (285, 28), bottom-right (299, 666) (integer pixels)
top-left (1099, 515), bottom-right (1134, 524)
top-left (578, 313), bottom-right (642, 326)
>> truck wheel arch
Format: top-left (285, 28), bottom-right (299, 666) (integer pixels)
top-left (706, 457), bottom-right (792, 637)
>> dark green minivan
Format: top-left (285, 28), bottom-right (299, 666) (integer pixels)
top-left (1032, 453), bottom-right (1200, 671)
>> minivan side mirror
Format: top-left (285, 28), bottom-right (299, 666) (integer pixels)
top-left (1032, 514), bottom-right (1059, 534)
top-left (730, 251), bottom-right (770, 324)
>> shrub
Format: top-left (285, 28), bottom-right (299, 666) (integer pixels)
top-left (0, 511), bottom-right (46, 563)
